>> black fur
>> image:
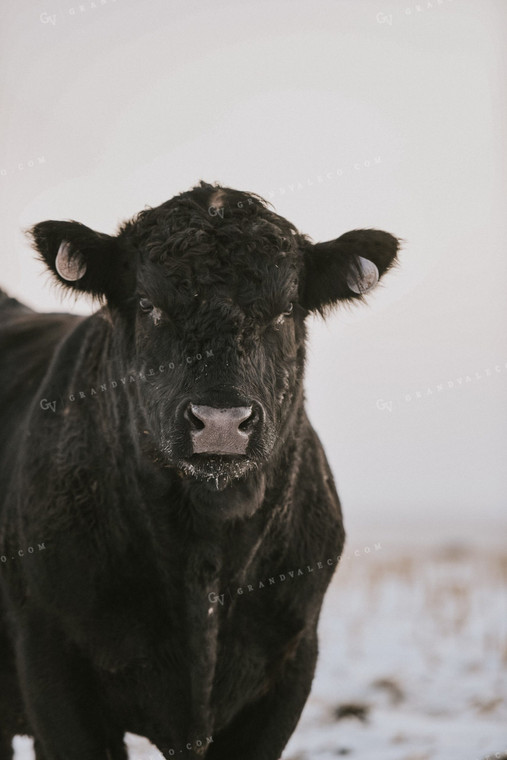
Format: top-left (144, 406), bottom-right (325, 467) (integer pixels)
top-left (0, 182), bottom-right (398, 760)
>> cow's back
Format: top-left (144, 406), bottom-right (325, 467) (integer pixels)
top-left (0, 290), bottom-right (81, 461)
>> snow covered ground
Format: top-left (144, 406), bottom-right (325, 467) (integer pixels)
top-left (12, 538), bottom-right (507, 760)
top-left (282, 539), bottom-right (507, 760)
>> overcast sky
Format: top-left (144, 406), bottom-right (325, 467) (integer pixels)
top-left (1, 0), bottom-right (506, 541)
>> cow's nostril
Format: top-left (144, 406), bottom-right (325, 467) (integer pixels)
top-left (239, 408), bottom-right (257, 432)
top-left (184, 405), bottom-right (205, 431)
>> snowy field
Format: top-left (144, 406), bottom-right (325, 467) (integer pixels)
top-left (12, 538), bottom-right (507, 760)
top-left (282, 539), bottom-right (507, 760)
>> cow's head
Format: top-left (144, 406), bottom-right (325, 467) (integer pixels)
top-left (30, 182), bottom-right (398, 501)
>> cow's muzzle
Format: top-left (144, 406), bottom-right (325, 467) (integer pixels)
top-left (184, 402), bottom-right (259, 455)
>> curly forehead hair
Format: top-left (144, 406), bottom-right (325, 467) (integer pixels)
top-left (121, 181), bottom-right (305, 266)
top-left (119, 182), bottom-right (304, 319)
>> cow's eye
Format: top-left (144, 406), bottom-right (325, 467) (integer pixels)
top-left (276, 303), bottom-right (294, 321)
top-left (139, 297), bottom-right (154, 313)
top-left (274, 303), bottom-right (294, 326)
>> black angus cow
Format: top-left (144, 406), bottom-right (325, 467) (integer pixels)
top-left (0, 182), bottom-right (398, 760)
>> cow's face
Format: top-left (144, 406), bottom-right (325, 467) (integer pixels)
top-left (31, 182), bottom-right (398, 493)
top-left (120, 188), bottom-right (308, 490)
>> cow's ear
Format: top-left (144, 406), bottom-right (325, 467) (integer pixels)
top-left (29, 220), bottom-right (128, 301)
top-left (300, 229), bottom-right (399, 313)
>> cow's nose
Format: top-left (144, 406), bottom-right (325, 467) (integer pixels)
top-left (186, 404), bottom-right (254, 455)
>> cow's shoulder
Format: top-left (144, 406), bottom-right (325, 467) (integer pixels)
top-left (240, 414), bottom-right (345, 605)
top-left (0, 305), bottom-right (81, 449)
